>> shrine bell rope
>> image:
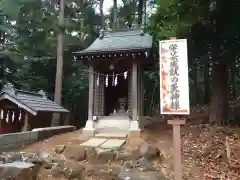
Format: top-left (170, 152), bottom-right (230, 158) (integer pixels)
top-left (79, 68), bottom-right (131, 87)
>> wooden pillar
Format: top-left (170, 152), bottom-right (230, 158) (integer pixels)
top-left (132, 62), bottom-right (138, 121)
top-left (99, 75), bottom-right (105, 116)
top-left (139, 67), bottom-right (142, 116)
top-left (22, 112), bottom-right (29, 132)
top-left (0, 117), bottom-right (1, 133)
top-left (139, 65), bottom-right (144, 116)
top-left (129, 62), bottom-right (140, 137)
top-left (88, 66), bottom-right (94, 121)
top-left (128, 62), bottom-right (140, 137)
top-left (128, 71), bottom-right (132, 114)
top-left (137, 64), bottom-right (144, 117)
top-left (141, 67), bottom-right (144, 116)
top-left (137, 65), bottom-right (140, 117)
top-left (94, 73), bottom-right (100, 116)
top-left (83, 65), bottom-right (95, 136)
top-left (168, 119), bottom-right (186, 180)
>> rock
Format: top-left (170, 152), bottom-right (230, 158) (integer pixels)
top-left (122, 161), bottom-right (135, 171)
top-left (0, 161), bottom-right (38, 180)
top-left (63, 145), bottom-right (86, 161)
top-left (136, 157), bottom-right (156, 171)
top-left (30, 163), bottom-right (42, 179)
top-left (85, 164), bottom-right (121, 179)
top-left (37, 150), bottom-right (51, 160)
top-left (54, 145), bottom-right (66, 154)
top-left (95, 148), bottom-right (116, 164)
top-left (118, 170), bottom-right (167, 180)
top-left (86, 148), bottom-right (97, 163)
top-left (43, 160), bottom-right (53, 169)
top-left (25, 150), bottom-right (52, 167)
top-left (139, 143), bottom-right (160, 160)
top-left (50, 163), bottom-right (63, 178)
top-left (116, 150), bottom-right (135, 161)
top-left (51, 155), bottom-right (66, 165)
top-left (62, 161), bottom-right (85, 179)
top-left (0, 152), bottom-right (22, 163)
top-left (9, 152), bottom-right (22, 162)
top-left (50, 160), bottom-right (85, 179)
top-left (22, 152), bottom-right (43, 165)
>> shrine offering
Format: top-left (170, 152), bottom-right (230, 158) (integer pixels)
top-left (159, 39), bottom-right (190, 115)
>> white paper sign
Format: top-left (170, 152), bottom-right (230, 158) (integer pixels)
top-left (159, 39), bottom-right (190, 115)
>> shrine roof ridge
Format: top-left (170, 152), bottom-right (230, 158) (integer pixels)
top-left (0, 85), bottom-right (69, 115)
top-left (74, 28), bottom-right (153, 55)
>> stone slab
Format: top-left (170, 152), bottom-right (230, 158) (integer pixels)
top-left (95, 133), bottom-right (127, 138)
top-left (99, 139), bottom-right (126, 149)
top-left (0, 161), bottom-right (35, 169)
top-left (80, 138), bottom-right (108, 148)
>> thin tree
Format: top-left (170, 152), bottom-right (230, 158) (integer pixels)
top-left (112, 0), bottom-right (117, 31)
top-left (100, 0), bottom-right (104, 29)
top-left (52, 0), bottom-right (65, 126)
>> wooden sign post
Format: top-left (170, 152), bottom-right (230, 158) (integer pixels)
top-left (168, 119), bottom-right (186, 180)
top-left (159, 37), bottom-right (189, 180)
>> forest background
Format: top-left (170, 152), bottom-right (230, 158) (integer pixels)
top-left (0, 0), bottom-right (239, 127)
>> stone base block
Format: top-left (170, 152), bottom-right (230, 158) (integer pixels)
top-left (82, 128), bottom-right (95, 137)
top-left (128, 129), bottom-right (141, 138)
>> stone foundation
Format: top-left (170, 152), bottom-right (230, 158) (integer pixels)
top-left (128, 129), bottom-right (141, 138)
top-left (82, 128), bottom-right (95, 137)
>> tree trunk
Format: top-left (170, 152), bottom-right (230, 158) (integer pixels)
top-left (52, 0), bottom-right (64, 126)
top-left (138, 0), bottom-right (143, 25)
top-left (112, 0), bottom-right (117, 31)
top-left (80, 0), bottom-right (85, 40)
top-left (192, 64), bottom-right (199, 105)
top-left (203, 60), bottom-right (210, 104)
top-left (100, 0), bottom-right (104, 29)
top-left (209, 62), bottom-right (228, 125)
top-left (230, 62), bottom-right (236, 100)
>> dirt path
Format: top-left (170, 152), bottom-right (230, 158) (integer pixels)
top-left (23, 129), bottom-right (88, 153)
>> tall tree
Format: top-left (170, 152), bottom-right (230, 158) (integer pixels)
top-left (52, 0), bottom-right (65, 126)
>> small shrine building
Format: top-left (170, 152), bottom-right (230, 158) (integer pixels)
top-left (0, 83), bottom-right (69, 134)
top-left (74, 28), bottom-right (153, 137)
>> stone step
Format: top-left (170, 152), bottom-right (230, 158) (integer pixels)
top-left (95, 120), bottom-right (130, 132)
top-left (99, 139), bottom-right (126, 149)
top-left (79, 138), bottom-right (126, 149)
top-left (79, 138), bottom-right (108, 148)
top-left (95, 133), bottom-right (127, 138)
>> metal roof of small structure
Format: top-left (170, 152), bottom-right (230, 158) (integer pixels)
top-left (0, 83), bottom-right (69, 116)
top-left (74, 28), bottom-right (153, 55)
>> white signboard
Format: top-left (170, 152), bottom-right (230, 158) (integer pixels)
top-left (159, 39), bottom-right (190, 115)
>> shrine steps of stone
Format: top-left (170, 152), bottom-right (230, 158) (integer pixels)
top-left (95, 132), bottom-right (127, 138)
top-left (94, 116), bottom-right (130, 137)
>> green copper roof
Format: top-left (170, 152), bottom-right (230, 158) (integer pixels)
top-left (75, 28), bottom-right (153, 55)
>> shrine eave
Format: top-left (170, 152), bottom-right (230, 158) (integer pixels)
top-left (74, 47), bottom-right (150, 55)
top-left (73, 28), bottom-right (153, 59)
top-left (0, 87), bottom-right (69, 116)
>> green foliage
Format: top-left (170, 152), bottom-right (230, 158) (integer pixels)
top-left (0, 0), bottom-right (240, 124)
top-left (0, 0), bottom-right (100, 92)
